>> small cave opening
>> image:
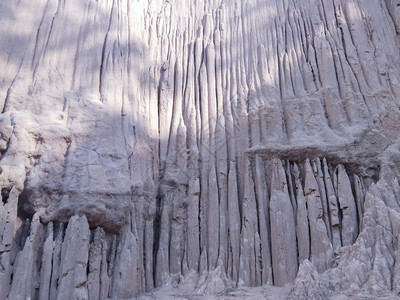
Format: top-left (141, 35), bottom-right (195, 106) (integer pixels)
top-left (17, 190), bottom-right (36, 221)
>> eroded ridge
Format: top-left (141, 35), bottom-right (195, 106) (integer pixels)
top-left (0, 0), bottom-right (400, 298)
top-left (155, 157), bottom-right (369, 288)
top-left (0, 157), bottom-right (371, 298)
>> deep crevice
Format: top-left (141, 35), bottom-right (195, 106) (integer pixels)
top-left (1, 188), bottom-right (10, 204)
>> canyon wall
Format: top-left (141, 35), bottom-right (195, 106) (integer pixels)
top-left (1, 0), bottom-right (400, 298)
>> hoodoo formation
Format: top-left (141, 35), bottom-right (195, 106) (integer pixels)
top-left (0, 0), bottom-right (400, 299)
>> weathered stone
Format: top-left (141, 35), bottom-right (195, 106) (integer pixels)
top-left (269, 159), bottom-right (298, 286)
top-left (0, 187), bottom-right (20, 299)
top-left (335, 165), bottom-right (358, 246)
top-left (0, 0), bottom-right (400, 298)
top-left (8, 213), bottom-right (44, 300)
top-left (304, 159), bottom-right (334, 273)
top-left (87, 227), bottom-right (109, 300)
top-left (38, 222), bottom-right (54, 300)
top-left (293, 163), bottom-right (310, 264)
top-left (56, 215), bottom-right (90, 300)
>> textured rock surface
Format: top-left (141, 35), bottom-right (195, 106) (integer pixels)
top-left (1, 0), bottom-right (400, 298)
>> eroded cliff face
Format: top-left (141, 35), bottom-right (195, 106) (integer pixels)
top-left (0, 0), bottom-right (400, 299)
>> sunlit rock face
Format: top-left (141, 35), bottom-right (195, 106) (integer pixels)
top-left (1, 0), bottom-right (400, 299)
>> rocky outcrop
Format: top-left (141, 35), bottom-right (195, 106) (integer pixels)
top-left (290, 166), bottom-right (400, 299)
top-left (1, 0), bottom-right (400, 298)
top-left (0, 158), bottom-right (383, 298)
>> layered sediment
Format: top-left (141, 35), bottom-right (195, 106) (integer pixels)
top-left (1, 0), bottom-right (400, 298)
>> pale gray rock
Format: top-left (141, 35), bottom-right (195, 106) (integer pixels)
top-left (0, 0), bottom-right (400, 298)
top-left (269, 158), bottom-right (298, 286)
top-left (208, 163), bottom-right (220, 271)
top-left (304, 159), bottom-right (334, 273)
top-left (253, 155), bottom-right (272, 284)
top-left (289, 260), bottom-right (331, 300)
top-left (87, 227), bottom-right (109, 300)
top-left (312, 159), bottom-right (331, 241)
top-left (38, 222), bottom-right (54, 300)
top-left (293, 163), bottom-right (310, 264)
top-left (8, 213), bottom-right (44, 300)
top-left (289, 167), bottom-right (400, 299)
top-left (335, 165), bottom-right (359, 246)
top-left (227, 161), bottom-right (241, 283)
top-left (238, 158), bottom-right (259, 287)
top-left (49, 223), bottom-right (64, 300)
top-left (195, 266), bottom-right (234, 296)
top-left (0, 187), bottom-right (20, 299)
top-left (111, 221), bottom-right (143, 298)
top-left (56, 215), bottom-right (90, 300)
top-left (323, 158), bottom-right (342, 253)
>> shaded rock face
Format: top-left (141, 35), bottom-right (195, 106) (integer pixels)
top-left (0, 0), bottom-right (400, 299)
